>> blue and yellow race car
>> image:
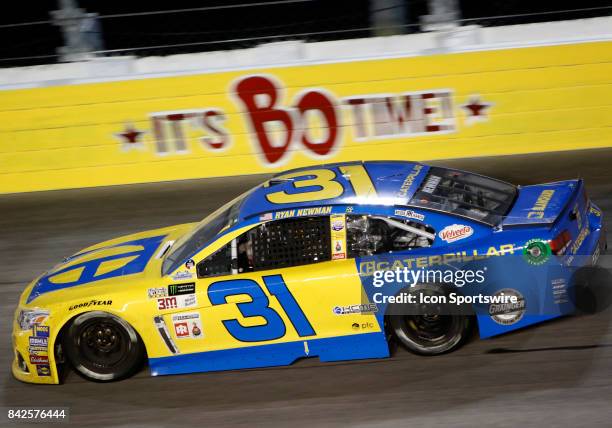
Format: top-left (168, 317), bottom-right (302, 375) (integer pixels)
top-left (12, 161), bottom-right (605, 383)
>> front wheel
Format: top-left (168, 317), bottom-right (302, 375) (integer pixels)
top-left (63, 311), bottom-right (144, 382)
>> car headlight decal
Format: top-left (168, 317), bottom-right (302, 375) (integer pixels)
top-left (17, 309), bottom-right (49, 331)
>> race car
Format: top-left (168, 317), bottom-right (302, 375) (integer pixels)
top-left (12, 160), bottom-right (606, 384)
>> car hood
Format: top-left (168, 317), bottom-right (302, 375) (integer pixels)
top-left (26, 223), bottom-right (195, 304)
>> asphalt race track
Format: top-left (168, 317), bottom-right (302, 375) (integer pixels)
top-left (1, 148), bottom-right (612, 427)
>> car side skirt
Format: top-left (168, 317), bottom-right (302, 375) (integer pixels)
top-left (148, 332), bottom-right (390, 376)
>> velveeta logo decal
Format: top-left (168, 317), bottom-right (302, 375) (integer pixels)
top-left (28, 235), bottom-right (166, 303)
top-left (115, 75), bottom-right (492, 165)
top-left (439, 224), bottom-right (474, 243)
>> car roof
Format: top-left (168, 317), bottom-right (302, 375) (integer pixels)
top-left (237, 160), bottom-right (431, 221)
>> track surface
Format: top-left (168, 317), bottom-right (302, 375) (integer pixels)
top-left (2, 149), bottom-right (612, 427)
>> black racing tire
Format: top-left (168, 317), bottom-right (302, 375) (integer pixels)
top-left (63, 311), bottom-right (144, 382)
top-left (389, 285), bottom-right (472, 356)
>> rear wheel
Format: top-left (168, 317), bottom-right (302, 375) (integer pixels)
top-left (63, 311), bottom-right (144, 382)
top-left (390, 314), bottom-right (471, 355)
top-left (389, 285), bottom-right (472, 355)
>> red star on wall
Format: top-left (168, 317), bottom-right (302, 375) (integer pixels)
top-left (115, 123), bottom-right (147, 150)
top-left (461, 96), bottom-right (493, 125)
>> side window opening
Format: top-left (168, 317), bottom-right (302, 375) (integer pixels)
top-left (236, 234), bottom-right (253, 274)
top-left (196, 243), bottom-right (232, 278)
top-left (346, 215), bottom-right (435, 257)
top-left (197, 216), bottom-right (331, 278)
top-left (249, 216), bottom-right (331, 271)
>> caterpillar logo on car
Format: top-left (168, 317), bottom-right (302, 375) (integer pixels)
top-left (397, 165), bottom-right (424, 198)
top-left (359, 244), bottom-right (516, 276)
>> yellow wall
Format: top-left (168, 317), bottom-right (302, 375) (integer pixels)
top-left (1, 40), bottom-right (611, 194)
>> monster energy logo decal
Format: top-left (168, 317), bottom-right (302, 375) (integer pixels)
top-left (168, 283), bottom-right (196, 296)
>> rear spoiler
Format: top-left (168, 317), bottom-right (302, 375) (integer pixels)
top-left (501, 179), bottom-right (582, 228)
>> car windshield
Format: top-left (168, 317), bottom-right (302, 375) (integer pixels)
top-left (409, 167), bottom-right (517, 224)
top-left (161, 191), bottom-right (249, 276)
